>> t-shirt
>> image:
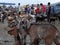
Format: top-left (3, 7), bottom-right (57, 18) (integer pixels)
top-left (42, 5), bottom-right (46, 12)
top-left (35, 7), bottom-right (40, 14)
top-left (18, 5), bottom-right (21, 12)
top-left (47, 6), bottom-right (51, 15)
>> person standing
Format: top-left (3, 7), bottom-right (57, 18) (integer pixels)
top-left (35, 4), bottom-right (40, 15)
top-left (35, 4), bottom-right (40, 23)
top-left (47, 2), bottom-right (51, 23)
top-left (18, 3), bottom-right (21, 15)
top-left (25, 5), bottom-right (30, 14)
top-left (31, 4), bottom-right (34, 15)
top-left (2, 12), bottom-right (6, 23)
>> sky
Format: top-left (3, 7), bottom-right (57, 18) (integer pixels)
top-left (0, 0), bottom-right (60, 6)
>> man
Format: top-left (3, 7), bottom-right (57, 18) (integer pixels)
top-left (31, 4), bottom-right (34, 15)
top-left (35, 4), bottom-right (40, 23)
top-left (2, 12), bottom-right (6, 23)
top-left (47, 2), bottom-right (51, 23)
top-left (18, 3), bottom-right (21, 15)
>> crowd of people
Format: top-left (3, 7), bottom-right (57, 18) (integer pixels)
top-left (0, 2), bottom-right (60, 24)
top-left (18, 2), bottom-right (58, 23)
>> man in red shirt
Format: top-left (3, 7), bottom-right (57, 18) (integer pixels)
top-left (40, 3), bottom-right (46, 17)
top-left (35, 4), bottom-right (40, 15)
top-left (35, 4), bottom-right (41, 23)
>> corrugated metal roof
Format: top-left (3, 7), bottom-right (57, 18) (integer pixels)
top-left (0, 2), bottom-right (15, 5)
